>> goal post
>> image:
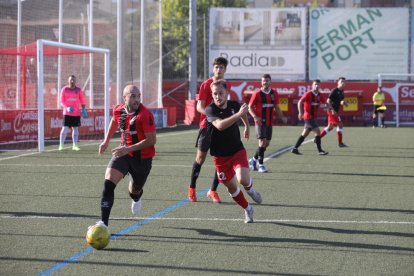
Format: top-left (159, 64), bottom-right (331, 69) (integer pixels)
top-left (0, 40), bottom-right (110, 152)
top-left (36, 39), bottom-right (110, 152)
top-left (377, 73), bottom-right (414, 127)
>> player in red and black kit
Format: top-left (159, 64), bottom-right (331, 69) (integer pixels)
top-left (96, 85), bottom-right (156, 228)
top-left (205, 79), bottom-right (262, 223)
top-left (188, 57), bottom-right (228, 203)
top-left (320, 77), bottom-right (348, 147)
top-left (291, 79), bottom-right (328, 155)
top-left (248, 74), bottom-right (287, 173)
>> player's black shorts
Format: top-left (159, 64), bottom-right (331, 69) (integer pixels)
top-left (255, 125), bottom-right (272, 140)
top-left (373, 105), bottom-right (385, 114)
top-left (63, 115), bottom-right (81, 127)
top-left (195, 127), bottom-right (211, 152)
top-left (304, 119), bottom-right (319, 130)
top-left (108, 156), bottom-right (152, 191)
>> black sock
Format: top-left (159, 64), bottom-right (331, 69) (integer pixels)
top-left (210, 171), bottom-right (220, 191)
top-left (381, 117), bottom-right (385, 126)
top-left (190, 162), bottom-right (202, 188)
top-left (129, 189), bottom-right (143, 202)
top-left (294, 136), bottom-right (305, 149)
top-left (258, 147), bottom-right (266, 164)
top-left (101, 180), bottom-right (116, 226)
top-left (314, 136), bottom-right (322, 152)
top-left (254, 147), bottom-right (260, 160)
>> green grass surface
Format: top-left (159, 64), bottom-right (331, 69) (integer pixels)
top-left (1, 126), bottom-right (413, 275)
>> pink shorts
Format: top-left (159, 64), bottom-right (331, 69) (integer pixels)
top-left (213, 149), bottom-right (248, 183)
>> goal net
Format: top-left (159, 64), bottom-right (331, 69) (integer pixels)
top-left (378, 74), bottom-right (414, 127)
top-left (0, 39), bottom-right (110, 152)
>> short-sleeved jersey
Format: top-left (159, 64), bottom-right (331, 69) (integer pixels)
top-left (249, 88), bottom-right (280, 127)
top-left (112, 103), bottom-right (156, 159)
top-left (328, 88), bottom-right (345, 113)
top-left (197, 78), bottom-right (214, 128)
top-left (373, 91), bottom-right (385, 105)
top-left (205, 100), bottom-right (244, 157)
top-left (60, 86), bottom-right (86, 116)
top-left (301, 90), bottom-right (324, 120)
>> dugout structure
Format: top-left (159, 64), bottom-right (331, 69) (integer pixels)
top-left (0, 39), bottom-right (110, 152)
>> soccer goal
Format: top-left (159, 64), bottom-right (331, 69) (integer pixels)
top-left (377, 73), bottom-right (414, 127)
top-left (0, 39), bottom-right (110, 152)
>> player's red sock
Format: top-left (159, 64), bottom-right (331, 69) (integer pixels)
top-left (337, 130), bottom-right (343, 144)
top-left (231, 187), bottom-right (248, 209)
top-left (320, 129), bottom-right (326, 138)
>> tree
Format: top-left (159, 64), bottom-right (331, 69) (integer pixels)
top-left (162, 0), bottom-right (247, 80)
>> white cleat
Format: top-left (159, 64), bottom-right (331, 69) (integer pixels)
top-left (131, 199), bottom-right (142, 215)
top-left (247, 188), bottom-right (263, 204)
top-left (244, 205), bottom-right (254, 223)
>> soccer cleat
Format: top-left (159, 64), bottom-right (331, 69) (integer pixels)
top-left (131, 199), bottom-right (142, 215)
top-left (72, 145), bottom-right (80, 151)
top-left (318, 150), bottom-right (329, 155)
top-left (258, 164), bottom-right (268, 173)
top-left (207, 190), bottom-right (222, 203)
top-left (188, 187), bottom-right (197, 202)
top-left (338, 143), bottom-right (348, 148)
top-left (381, 125), bottom-right (386, 128)
top-left (248, 158), bottom-right (258, 171)
top-left (291, 148), bottom-right (302, 155)
top-left (58, 145), bottom-right (64, 151)
top-left (246, 188), bottom-right (263, 204)
top-left (244, 205), bottom-right (254, 223)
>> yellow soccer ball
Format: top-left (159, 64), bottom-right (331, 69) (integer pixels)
top-left (86, 223), bottom-right (110, 250)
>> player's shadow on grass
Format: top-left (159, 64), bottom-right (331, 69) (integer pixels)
top-left (140, 227), bottom-right (414, 254)
top-left (265, 222), bottom-right (414, 238)
top-left (257, 203), bottom-right (414, 214)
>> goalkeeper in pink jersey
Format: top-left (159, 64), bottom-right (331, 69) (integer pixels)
top-left (59, 75), bottom-right (87, 151)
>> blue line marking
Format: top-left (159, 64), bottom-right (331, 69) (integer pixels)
top-left (37, 188), bottom-right (209, 276)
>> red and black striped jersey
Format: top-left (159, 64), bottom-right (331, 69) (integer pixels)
top-left (248, 88), bottom-right (280, 127)
top-left (112, 103), bottom-right (156, 159)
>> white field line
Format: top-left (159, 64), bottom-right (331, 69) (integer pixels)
top-left (1, 214), bottom-right (413, 225)
top-left (0, 130), bottom-right (198, 162)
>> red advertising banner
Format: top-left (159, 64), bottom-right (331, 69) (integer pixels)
top-left (0, 109), bottom-right (105, 144)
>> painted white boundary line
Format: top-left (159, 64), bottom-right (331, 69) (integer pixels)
top-left (0, 129), bottom-right (198, 162)
top-left (1, 215), bottom-right (413, 225)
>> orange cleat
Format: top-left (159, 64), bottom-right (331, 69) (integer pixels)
top-left (207, 190), bottom-right (222, 203)
top-left (188, 187), bottom-right (197, 202)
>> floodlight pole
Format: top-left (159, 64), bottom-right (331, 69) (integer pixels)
top-left (16, 0), bottom-right (22, 109)
top-left (57, 0), bottom-right (63, 108)
top-left (188, 0), bottom-right (197, 100)
top-left (88, 0), bottom-right (94, 108)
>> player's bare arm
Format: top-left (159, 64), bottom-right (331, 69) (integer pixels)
top-left (196, 100), bottom-right (206, 115)
top-left (297, 99), bottom-right (304, 120)
top-left (99, 118), bottom-right (118, 156)
top-left (212, 103), bottom-right (248, 131)
top-left (248, 104), bottom-right (262, 126)
top-left (241, 112), bottom-right (250, 140)
top-left (112, 131), bottom-right (156, 158)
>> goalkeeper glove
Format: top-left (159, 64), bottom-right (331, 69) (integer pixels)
top-left (66, 107), bottom-right (74, 113)
top-left (81, 107), bottom-right (88, 118)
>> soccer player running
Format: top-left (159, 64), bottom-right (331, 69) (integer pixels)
top-left (96, 85), bottom-right (156, 227)
top-left (372, 86), bottom-right (386, 128)
top-left (320, 77), bottom-right (349, 147)
top-left (59, 75), bottom-right (88, 151)
top-left (188, 57), bottom-right (228, 203)
top-left (205, 79), bottom-right (262, 223)
top-left (248, 74), bottom-right (287, 173)
top-left (291, 79), bottom-right (328, 155)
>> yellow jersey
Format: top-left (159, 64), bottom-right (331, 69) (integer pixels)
top-left (372, 91), bottom-right (385, 105)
